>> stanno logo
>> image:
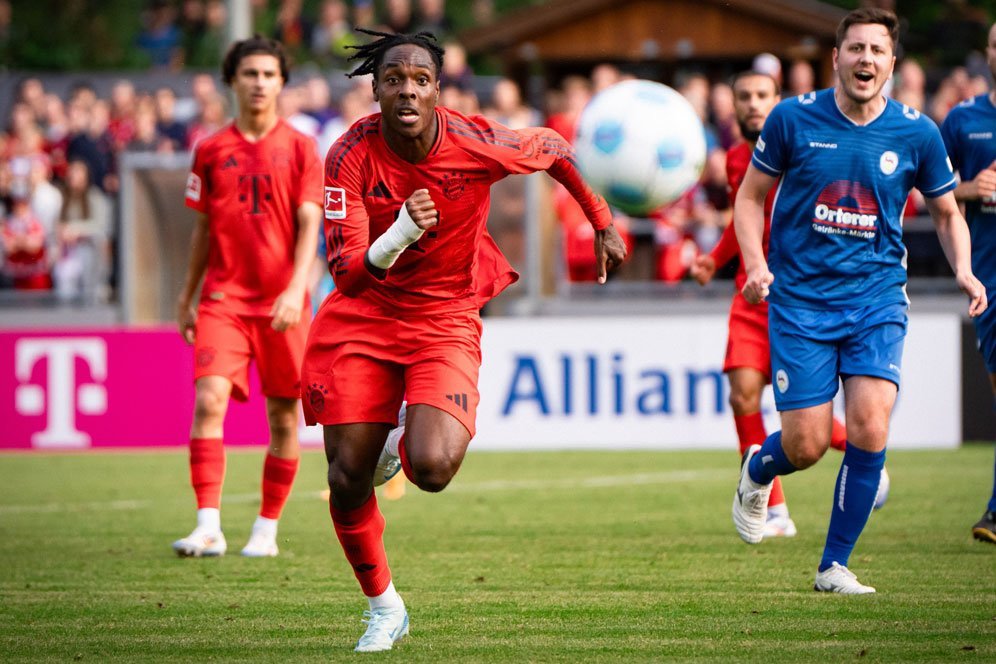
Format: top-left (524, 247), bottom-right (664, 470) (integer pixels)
top-left (809, 141), bottom-right (838, 149)
top-left (969, 132), bottom-right (993, 140)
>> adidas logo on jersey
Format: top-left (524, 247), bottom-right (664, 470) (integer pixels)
top-left (366, 181), bottom-right (393, 198)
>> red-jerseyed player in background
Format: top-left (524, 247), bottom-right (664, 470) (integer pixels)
top-left (302, 30), bottom-right (626, 653)
top-left (173, 36), bottom-right (323, 558)
top-left (690, 70), bottom-right (889, 539)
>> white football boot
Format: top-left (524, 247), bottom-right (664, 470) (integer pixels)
top-left (814, 562), bottom-right (876, 594)
top-left (873, 467), bottom-right (890, 510)
top-left (354, 606), bottom-right (409, 652)
top-left (240, 530), bottom-right (279, 557)
top-left (374, 405), bottom-right (406, 487)
top-left (732, 444), bottom-right (772, 544)
top-left (172, 527), bottom-right (227, 557)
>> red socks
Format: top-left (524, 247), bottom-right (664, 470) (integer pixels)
top-left (189, 437), bottom-right (225, 509)
top-left (330, 494), bottom-right (393, 597)
top-left (830, 417), bottom-right (848, 452)
top-left (397, 434), bottom-right (415, 484)
top-left (260, 454), bottom-right (300, 519)
top-left (733, 413), bottom-right (785, 508)
top-left (733, 413), bottom-right (766, 454)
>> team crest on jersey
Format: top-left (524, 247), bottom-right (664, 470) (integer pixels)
top-left (325, 187), bottom-right (346, 219)
top-left (196, 347), bottom-right (216, 368)
top-left (438, 172), bottom-right (469, 200)
top-left (879, 151), bottom-right (899, 175)
top-left (185, 173), bottom-right (202, 202)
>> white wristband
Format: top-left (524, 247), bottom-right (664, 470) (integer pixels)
top-left (366, 204), bottom-right (426, 269)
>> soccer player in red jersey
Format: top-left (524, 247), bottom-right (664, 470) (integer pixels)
top-left (690, 71), bottom-right (887, 538)
top-left (302, 30), bottom-right (626, 652)
top-left (173, 36), bottom-right (323, 559)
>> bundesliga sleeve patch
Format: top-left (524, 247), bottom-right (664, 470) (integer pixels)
top-left (325, 186), bottom-right (346, 219)
top-left (185, 173), bottom-right (202, 202)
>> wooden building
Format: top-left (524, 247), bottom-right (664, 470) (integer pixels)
top-left (461, 0), bottom-right (849, 90)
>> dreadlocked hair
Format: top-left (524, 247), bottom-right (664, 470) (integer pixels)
top-left (345, 27), bottom-right (445, 79)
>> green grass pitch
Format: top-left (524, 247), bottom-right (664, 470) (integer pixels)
top-left (1, 445), bottom-right (993, 662)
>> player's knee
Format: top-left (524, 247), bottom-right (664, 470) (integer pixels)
top-left (846, 418), bottom-right (889, 449)
top-left (783, 434), bottom-right (828, 469)
top-left (728, 390), bottom-right (760, 415)
top-left (408, 447), bottom-right (462, 493)
top-left (327, 461), bottom-right (371, 502)
top-left (193, 388), bottom-right (227, 423)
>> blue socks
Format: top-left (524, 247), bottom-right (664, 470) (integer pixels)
top-left (747, 431), bottom-right (798, 485)
top-left (819, 444), bottom-right (886, 572)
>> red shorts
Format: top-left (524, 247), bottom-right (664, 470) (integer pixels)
top-left (301, 291), bottom-right (482, 436)
top-left (723, 293), bottom-right (771, 381)
top-left (194, 302), bottom-right (309, 401)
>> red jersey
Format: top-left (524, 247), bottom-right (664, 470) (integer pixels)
top-left (709, 141), bottom-right (774, 289)
top-left (323, 107), bottom-right (611, 309)
top-left (185, 120), bottom-right (323, 315)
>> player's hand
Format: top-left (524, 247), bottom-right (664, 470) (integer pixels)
top-left (177, 299), bottom-right (197, 345)
top-left (956, 269), bottom-right (988, 318)
top-left (405, 189), bottom-right (439, 230)
top-left (742, 266), bottom-right (774, 304)
top-left (971, 162), bottom-right (996, 200)
top-left (270, 288), bottom-right (304, 332)
top-left (594, 224), bottom-right (627, 284)
top-left (690, 254), bottom-right (716, 286)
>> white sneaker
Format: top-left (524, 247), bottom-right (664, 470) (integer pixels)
top-left (874, 467), bottom-right (890, 510)
top-left (172, 527), bottom-right (227, 557)
top-left (241, 530), bottom-right (279, 557)
top-left (762, 511), bottom-right (797, 539)
top-left (732, 444), bottom-right (772, 544)
top-left (374, 406), bottom-right (405, 487)
top-left (354, 606), bottom-right (409, 652)
top-left (814, 562), bottom-right (876, 594)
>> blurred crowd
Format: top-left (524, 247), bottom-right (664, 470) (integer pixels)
top-left (1, 0), bottom-right (992, 305)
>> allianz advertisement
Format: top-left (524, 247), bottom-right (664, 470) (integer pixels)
top-left (0, 314), bottom-right (961, 450)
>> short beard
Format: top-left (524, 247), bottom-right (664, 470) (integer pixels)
top-left (738, 120), bottom-right (761, 142)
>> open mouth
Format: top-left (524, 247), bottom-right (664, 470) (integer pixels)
top-left (397, 108), bottom-right (419, 124)
top-left (855, 71), bottom-right (874, 83)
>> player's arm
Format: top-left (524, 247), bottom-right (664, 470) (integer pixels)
top-left (953, 159), bottom-right (996, 202)
top-left (733, 164), bottom-right (776, 304)
top-left (691, 218), bottom-right (738, 286)
top-left (270, 201), bottom-right (322, 331)
top-left (177, 212), bottom-right (210, 345)
top-left (924, 191), bottom-right (987, 317)
top-left (477, 120), bottom-right (626, 282)
top-left (364, 189), bottom-right (438, 278)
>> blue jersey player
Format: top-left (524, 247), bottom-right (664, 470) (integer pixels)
top-left (940, 21), bottom-right (996, 546)
top-left (731, 7), bottom-right (988, 593)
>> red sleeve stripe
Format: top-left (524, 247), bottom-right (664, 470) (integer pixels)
top-left (448, 116), bottom-right (520, 142)
top-left (447, 118), bottom-right (522, 149)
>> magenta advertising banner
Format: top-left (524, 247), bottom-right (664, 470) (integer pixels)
top-left (0, 328), bottom-right (275, 449)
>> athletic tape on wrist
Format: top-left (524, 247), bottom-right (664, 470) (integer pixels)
top-left (366, 204), bottom-right (426, 269)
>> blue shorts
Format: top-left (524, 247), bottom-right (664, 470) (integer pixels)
top-left (768, 301), bottom-right (908, 411)
top-left (971, 301), bottom-right (996, 374)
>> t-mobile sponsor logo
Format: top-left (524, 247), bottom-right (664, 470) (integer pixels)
top-left (14, 338), bottom-right (108, 448)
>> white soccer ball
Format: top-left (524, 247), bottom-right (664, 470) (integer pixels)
top-left (575, 80), bottom-right (707, 215)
